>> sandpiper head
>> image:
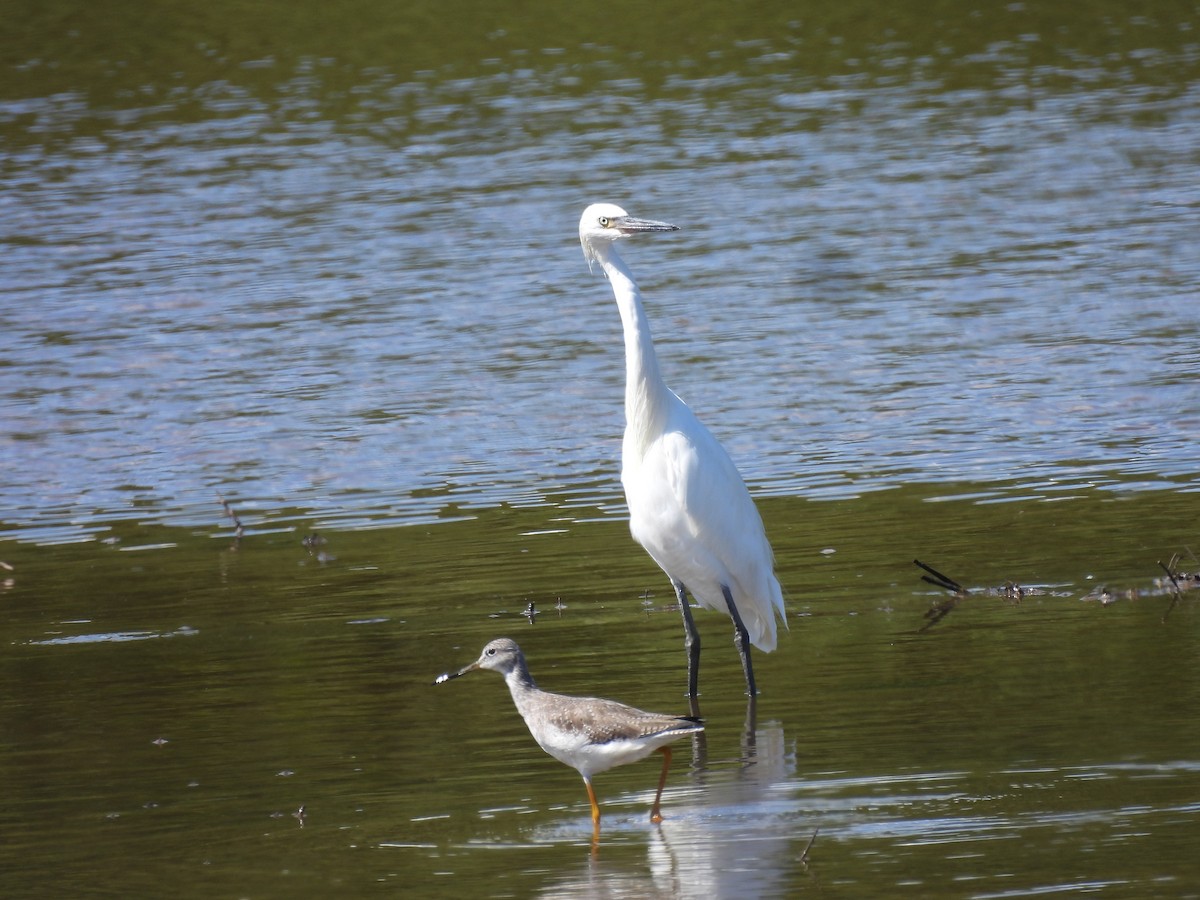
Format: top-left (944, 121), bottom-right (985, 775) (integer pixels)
top-left (433, 637), bottom-right (524, 685)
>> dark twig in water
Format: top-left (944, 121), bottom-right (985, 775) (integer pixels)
top-left (523, 601), bottom-right (538, 624)
top-left (920, 544), bottom-right (1199, 628)
top-left (218, 495), bottom-right (244, 549)
top-left (293, 805), bottom-right (306, 827)
top-left (914, 558), bottom-right (963, 593)
top-left (1159, 554), bottom-right (1184, 623)
top-left (1081, 549), bottom-right (1198, 614)
top-left (914, 559), bottom-right (966, 632)
top-left (915, 559), bottom-right (1055, 631)
top-left (799, 827), bottom-right (819, 867)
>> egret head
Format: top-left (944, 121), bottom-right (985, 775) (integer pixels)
top-left (579, 203), bottom-right (679, 272)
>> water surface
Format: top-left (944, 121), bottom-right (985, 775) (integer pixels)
top-left (2, 0), bottom-right (1197, 541)
top-left (3, 488), bottom-right (1200, 897)
top-left (2, 0), bottom-right (1199, 896)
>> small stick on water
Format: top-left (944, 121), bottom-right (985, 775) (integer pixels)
top-left (915, 559), bottom-right (968, 632)
top-left (1160, 556), bottom-right (1182, 590)
top-left (799, 827), bottom-right (819, 866)
top-left (1159, 556), bottom-right (1182, 623)
top-left (914, 558), bottom-right (964, 593)
top-left (218, 495), bottom-right (244, 548)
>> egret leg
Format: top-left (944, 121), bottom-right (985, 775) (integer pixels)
top-left (687, 694), bottom-right (708, 764)
top-left (742, 694), bottom-right (758, 754)
top-left (721, 584), bottom-right (757, 696)
top-left (583, 775), bottom-right (601, 827)
top-left (673, 579), bottom-right (701, 697)
top-left (650, 745), bottom-right (672, 823)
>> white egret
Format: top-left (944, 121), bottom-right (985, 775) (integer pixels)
top-left (579, 203), bottom-right (786, 697)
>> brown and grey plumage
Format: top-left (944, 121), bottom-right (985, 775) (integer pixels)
top-left (435, 637), bottom-right (703, 827)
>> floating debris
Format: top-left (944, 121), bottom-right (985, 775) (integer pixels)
top-left (922, 549), bottom-right (1197, 630)
top-left (1156, 551), bottom-right (1198, 622)
top-left (799, 827), bottom-right (819, 867)
top-left (915, 559), bottom-right (1062, 632)
top-left (487, 604), bottom-right (542, 623)
top-left (302, 532), bottom-right (336, 564)
top-left (914, 559), bottom-right (967, 632)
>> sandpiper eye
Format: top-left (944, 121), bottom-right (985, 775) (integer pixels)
top-left (598, 216), bottom-right (610, 227)
top-left (486, 648), bottom-right (496, 656)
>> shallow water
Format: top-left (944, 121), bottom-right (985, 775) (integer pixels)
top-left (2, 0), bottom-right (1200, 897)
top-left (4, 488), bottom-right (1199, 897)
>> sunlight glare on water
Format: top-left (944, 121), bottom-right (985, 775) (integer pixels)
top-left (1, 3), bottom-right (1197, 542)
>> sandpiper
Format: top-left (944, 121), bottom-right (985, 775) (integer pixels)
top-left (435, 637), bottom-right (703, 827)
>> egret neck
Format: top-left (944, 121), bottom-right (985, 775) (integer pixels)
top-left (594, 245), bottom-right (671, 458)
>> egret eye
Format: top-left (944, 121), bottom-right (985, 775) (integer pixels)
top-left (598, 216), bottom-right (610, 227)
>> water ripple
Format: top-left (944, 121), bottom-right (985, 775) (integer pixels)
top-left (2, 45), bottom-right (1198, 543)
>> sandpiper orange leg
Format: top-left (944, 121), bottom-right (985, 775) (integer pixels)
top-left (583, 776), bottom-right (601, 827)
top-left (650, 745), bottom-right (672, 823)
